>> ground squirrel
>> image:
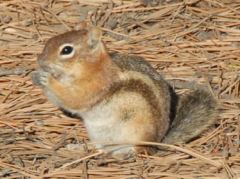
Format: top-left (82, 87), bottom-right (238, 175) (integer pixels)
top-left (31, 26), bottom-right (217, 157)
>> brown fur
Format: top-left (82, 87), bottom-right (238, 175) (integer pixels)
top-left (37, 29), bottom-right (120, 111)
top-left (32, 26), bottom-right (217, 157)
top-left (108, 78), bottom-right (169, 141)
top-left (45, 53), bottom-right (119, 110)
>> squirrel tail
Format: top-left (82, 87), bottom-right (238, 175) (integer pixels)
top-left (163, 89), bottom-right (217, 144)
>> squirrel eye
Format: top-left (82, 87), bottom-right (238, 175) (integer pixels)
top-left (59, 44), bottom-right (75, 59)
top-left (60, 46), bottom-right (73, 55)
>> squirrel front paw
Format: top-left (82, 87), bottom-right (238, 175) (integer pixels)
top-left (31, 70), bottom-right (49, 87)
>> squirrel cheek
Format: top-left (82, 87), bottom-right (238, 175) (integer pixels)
top-left (53, 68), bottom-right (75, 85)
top-left (58, 75), bottom-right (73, 86)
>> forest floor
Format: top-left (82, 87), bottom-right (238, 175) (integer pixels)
top-left (0, 0), bottom-right (240, 178)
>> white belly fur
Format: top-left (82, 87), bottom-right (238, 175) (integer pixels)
top-left (79, 91), bottom-right (151, 154)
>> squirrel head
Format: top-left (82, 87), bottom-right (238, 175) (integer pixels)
top-left (37, 26), bottom-right (111, 83)
top-left (35, 25), bottom-right (121, 110)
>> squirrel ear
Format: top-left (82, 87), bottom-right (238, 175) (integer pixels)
top-left (87, 26), bottom-right (102, 50)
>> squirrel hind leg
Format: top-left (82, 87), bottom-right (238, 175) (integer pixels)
top-left (163, 89), bottom-right (218, 144)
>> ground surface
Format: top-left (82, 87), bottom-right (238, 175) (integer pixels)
top-left (0, 0), bottom-right (240, 178)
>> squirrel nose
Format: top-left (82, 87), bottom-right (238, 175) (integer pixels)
top-left (37, 53), bottom-right (44, 67)
top-left (37, 54), bottom-right (50, 72)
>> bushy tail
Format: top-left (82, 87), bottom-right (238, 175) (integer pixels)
top-left (163, 89), bottom-right (217, 144)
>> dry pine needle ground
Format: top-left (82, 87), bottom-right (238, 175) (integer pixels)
top-left (0, 0), bottom-right (240, 178)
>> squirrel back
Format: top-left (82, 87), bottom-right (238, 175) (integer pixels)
top-left (56, 52), bottom-right (217, 145)
top-left (110, 53), bottom-right (217, 144)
